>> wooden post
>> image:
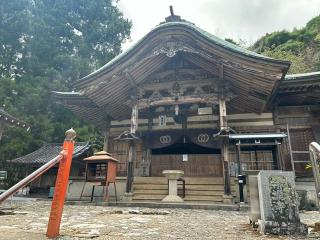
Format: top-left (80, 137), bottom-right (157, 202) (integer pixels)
top-left (222, 140), bottom-right (231, 195)
top-left (103, 118), bottom-right (111, 151)
top-left (236, 144), bottom-right (241, 175)
top-left (126, 102), bottom-right (138, 194)
top-left (276, 143), bottom-right (282, 170)
top-left (130, 103), bottom-right (138, 134)
top-left (218, 64), bottom-right (232, 198)
top-left (219, 98), bottom-right (227, 130)
top-left (46, 128), bottom-right (76, 238)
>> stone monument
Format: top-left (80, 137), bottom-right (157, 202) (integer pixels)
top-left (257, 171), bottom-right (307, 235)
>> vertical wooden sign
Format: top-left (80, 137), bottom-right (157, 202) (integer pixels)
top-left (46, 129), bottom-right (76, 238)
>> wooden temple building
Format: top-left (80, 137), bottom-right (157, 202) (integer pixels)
top-left (53, 11), bottom-right (320, 203)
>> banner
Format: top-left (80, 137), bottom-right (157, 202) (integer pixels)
top-left (140, 129), bottom-right (221, 149)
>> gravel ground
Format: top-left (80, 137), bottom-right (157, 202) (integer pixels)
top-left (0, 200), bottom-right (319, 240)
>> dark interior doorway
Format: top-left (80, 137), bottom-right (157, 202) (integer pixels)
top-left (152, 142), bottom-right (220, 155)
top-left (151, 136), bottom-right (221, 155)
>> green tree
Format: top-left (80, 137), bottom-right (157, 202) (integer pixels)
top-left (0, 0), bottom-right (131, 166)
top-left (251, 15), bottom-right (320, 74)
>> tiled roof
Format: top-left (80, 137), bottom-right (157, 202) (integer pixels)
top-left (74, 20), bottom-right (290, 88)
top-left (284, 71), bottom-right (320, 81)
top-left (0, 108), bottom-right (31, 130)
top-left (9, 142), bottom-right (92, 165)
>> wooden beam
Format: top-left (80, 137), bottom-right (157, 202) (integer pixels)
top-left (130, 103), bottom-right (139, 134)
top-left (137, 95), bottom-right (219, 109)
top-left (218, 64), bottom-right (228, 130)
top-left (103, 118), bottom-right (111, 151)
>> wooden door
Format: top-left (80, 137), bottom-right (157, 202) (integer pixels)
top-left (150, 154), bottom-right (222, 177)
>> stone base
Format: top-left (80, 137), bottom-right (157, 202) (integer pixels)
top-left (222, 194), bottom-right (234, 204)
top-left (122, 192), bottom-right (134, 202)
top-left (258, 220), bottom-right (308, 235)
top-left (162, 195), bottom-right (184, 203)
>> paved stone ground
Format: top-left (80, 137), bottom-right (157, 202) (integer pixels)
top-left (0, 200), bottom-right (319, 240)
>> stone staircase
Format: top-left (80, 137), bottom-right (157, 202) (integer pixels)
top-left (133, 177), bottom-right (237, 203)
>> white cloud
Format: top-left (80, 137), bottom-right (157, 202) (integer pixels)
top-left (117, 0), bottom-right (320, 49)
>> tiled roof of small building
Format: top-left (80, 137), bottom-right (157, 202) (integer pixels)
top-left (0, 108), bottom-right (31, 130)
top-left (9, 142), bottom-right (92, 165)
top-left (284, 71), bottom-right (320, 81)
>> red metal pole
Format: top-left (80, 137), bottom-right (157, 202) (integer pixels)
top-left (46, 128), bottom-right (76, 238)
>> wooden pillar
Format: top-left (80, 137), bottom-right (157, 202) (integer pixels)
top-left (103, 118), bottom-right (111, 151)
top-left (236, 144), bottom-right (241, 175)
top-left (126, 102), bottom-right (139, 194)
top-left (147, 107), bottom-right (153, 131)
top-left (255, 150), bottom-right (259, 170)
top-left (130, 104), bottom-right (138, 134)
top-left (277, 143), bottom-right (283, 170)
top-left (222, 140), bottom-right (231, 195)
top-left (144, 108), bottom-right (153, 177)
top-left (218, 64), bottom-right (231, 198)
top-left (272, 147), bottom-right (278, 170)
top-left (126, 142), bottom-right (135, 193)
top-left (219, 98), bottom-right (227, 130)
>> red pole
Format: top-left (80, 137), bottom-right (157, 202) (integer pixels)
top-left (46, 128), bottom-right (76, 238)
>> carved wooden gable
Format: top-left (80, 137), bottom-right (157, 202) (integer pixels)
top-left (135, 55), bottom-right (232, 109)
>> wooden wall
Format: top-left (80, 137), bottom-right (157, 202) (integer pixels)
top-left (150, 154), bottom-right (222, 177)
top-left (275, 106), bottom-right (319, 177)
top-left (107, 107), bottom-right (320, 178)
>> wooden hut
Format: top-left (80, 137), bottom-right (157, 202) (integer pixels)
top-left (8, 142), bottom-right (92, 194)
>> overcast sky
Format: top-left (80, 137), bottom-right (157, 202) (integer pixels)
top-left (117, 0), bottom-right (320, 49)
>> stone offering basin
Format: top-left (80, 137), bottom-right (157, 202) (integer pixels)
top-left (162, 170), bottom-right (184, 180)
top-left (162, 170), bottom-right (184, 203)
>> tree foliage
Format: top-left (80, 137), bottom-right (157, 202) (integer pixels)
top-left (0, 0), bottom-right (131, 164)
top-left (251, 15), bottom-right (320, 74)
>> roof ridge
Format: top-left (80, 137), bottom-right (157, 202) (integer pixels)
top-left (73, 21), bottom-right (290, 88)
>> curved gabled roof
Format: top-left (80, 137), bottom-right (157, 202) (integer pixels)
top-left (55, 16), bottom-right (292, 122)
top-left (74, 20), bottom-right (290, 89)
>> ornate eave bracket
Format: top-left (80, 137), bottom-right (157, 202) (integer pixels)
top-left (151, 40), bottom-right (199, 58)
top-left (213, 127), bottom-right (237, 138)
top-left (114, 130), bottom-right (141, 143)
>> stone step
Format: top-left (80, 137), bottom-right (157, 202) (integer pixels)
top-left (134, 177), bottom-right (167, 184)
top-left (134, 184), bottom-right (167, 190)
top-left (132, 177), bottom-right (236, 203)
top-left (133, 194), bottom-right (225, 203)
top-left (133, 184), bottom-right (232, 191)
top-left (133, 194), bottom-right (166, 200)
top-left (134, 189), bottom-right (168, 195)
top-left (134, 189), bottom-right (236, 196)
top-left (134, 177), bottom-right (229, 185)
top-left (183, 195), bottom-right (223, 202)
